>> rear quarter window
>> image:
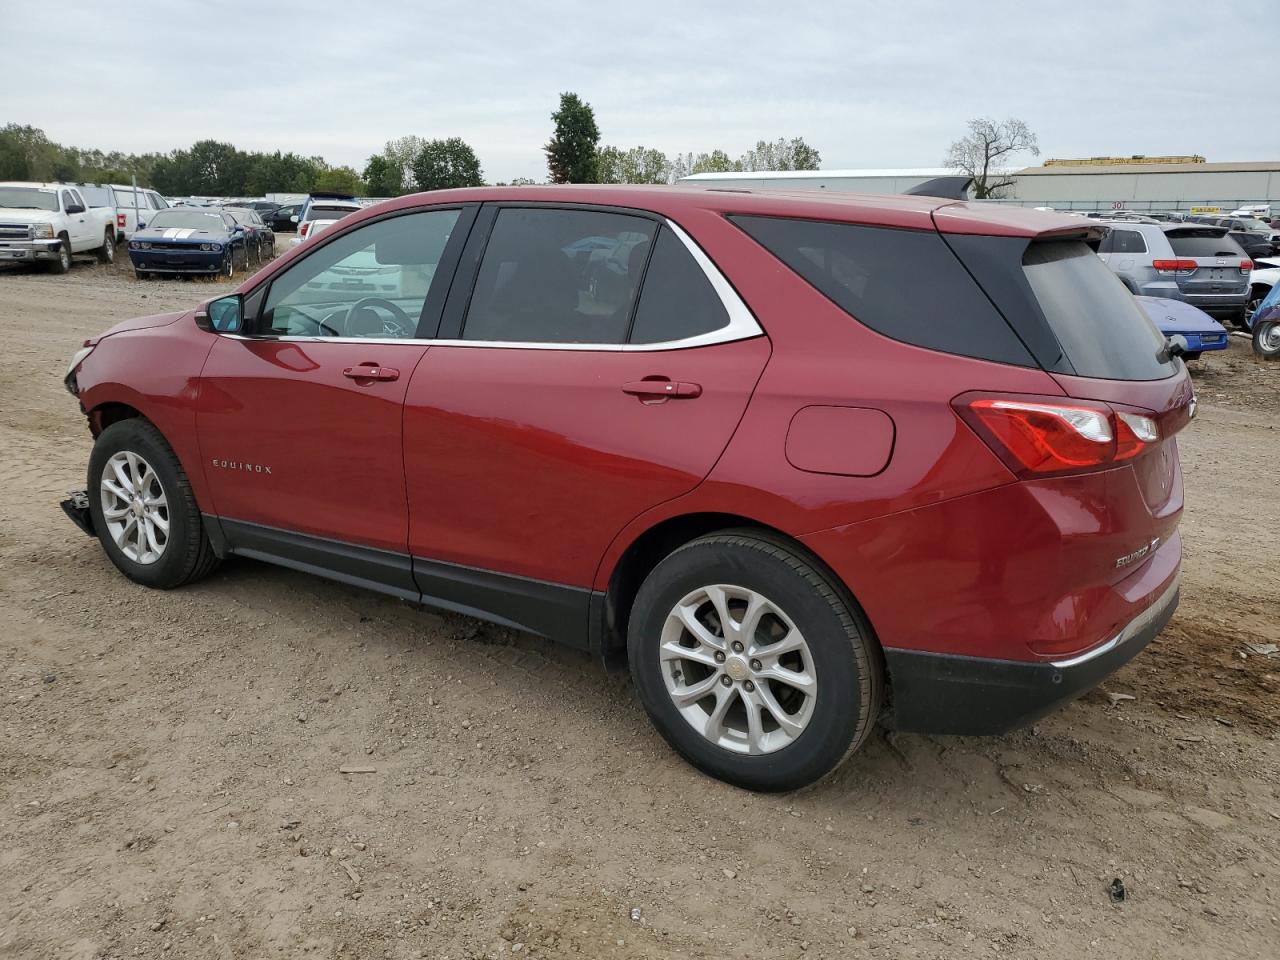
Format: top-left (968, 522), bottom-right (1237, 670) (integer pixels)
top-left (730, 215), bottom-right (1034, 366)
top-left (1022, 241), bottom-right (1173, 380)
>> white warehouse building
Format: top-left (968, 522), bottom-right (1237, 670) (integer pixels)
top-left (679, 160), bottom-right (1280, 214)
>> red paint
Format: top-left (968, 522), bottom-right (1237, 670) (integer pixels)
top-left (196, 337), bottom-right (428, 552)
top-left (71, 184), bottom-right (1190, 673)
top-left (402, 338), bottom-right (770, 585)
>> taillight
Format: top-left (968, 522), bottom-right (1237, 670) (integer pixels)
top-left (954, 394), bottom-right (1160, 478)
top-left (117, 213), bottom-right (126, 228)
top-left (1151, 259), bottom-right (1197, 275)
top-left (299, 222), bottom-right (311, 238)
top-left (1240, 259), bottom-right (1253, 274)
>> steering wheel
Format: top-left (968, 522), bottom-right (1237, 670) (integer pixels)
top-left (346, 297), bottom-right (414, 338)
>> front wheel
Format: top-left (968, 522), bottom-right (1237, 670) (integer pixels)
top-left (1254, 319), bottom-right (1280, 359)
top-left (628, 531), bottom-right (883, 792)
top-left (87, 419), bottom-right (220, 588)
top-left (223, 251), bottom-right (235, 278)
top-left (49, 236), bottom-right (72, 274)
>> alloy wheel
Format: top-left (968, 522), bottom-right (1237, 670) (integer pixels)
top-left (659, 584), bottom-right (817, 755)
top-left (99, 450), bottom-right (169, 564)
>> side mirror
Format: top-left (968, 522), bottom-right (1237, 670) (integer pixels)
top-left (195, 294), bottom-right (243, 334)
top-left (66, 203), bottom-right (85, 215)
top-left (290, 215), bottom-right (299, 223)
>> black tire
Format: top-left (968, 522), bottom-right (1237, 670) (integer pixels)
top-left (1183, 351), bottom-right (1202, 362)
top-left (627, 531), bottom-right (883, 792)
top-left (1254, 319), bottom-right (1280, 359)
top-left (96, 228), bottom-right (115, 264)
top-left (223, 250), bottom-right (235, 278)
top-left (87, 419), bottom-right (220, 589)
top-left (49, 235), bottom-right (72, 274)
top-left (1248, 285), bottom-right (1270, 318)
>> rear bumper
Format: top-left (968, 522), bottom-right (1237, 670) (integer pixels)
top-left (885, 575), bottom-right (1179, 735)
top-left (1182, 293), bottom-right (1248, 319)
top-left (1180, 331), bottom-right (1230, 352)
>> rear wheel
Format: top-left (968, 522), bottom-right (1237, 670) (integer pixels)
top-left (87, 419), bottom-right (220, 588)
top-left (1248, 285), bottom-right (1270, 319)
top-left (628, 531), bottom-right (882, 792)
top-left (1254, 319), bottom-right (1280, 359)
top-left (96, 228), bottom-right (115, 264)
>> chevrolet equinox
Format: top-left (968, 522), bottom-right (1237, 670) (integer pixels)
top-left (62, 186), bottom-right (1189, 791)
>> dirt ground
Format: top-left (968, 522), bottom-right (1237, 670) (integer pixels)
top-left (1, 250), bottom-right (1277, 960)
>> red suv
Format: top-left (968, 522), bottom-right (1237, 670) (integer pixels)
top-left (63, 186), bottom-right (1190, 791)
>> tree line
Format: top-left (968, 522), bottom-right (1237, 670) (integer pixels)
top-left (3, 101), bottom-right (1037, 199)
top-left (1, 93), bottom-right (821, 198)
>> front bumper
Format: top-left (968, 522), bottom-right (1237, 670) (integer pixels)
top-left (0, 238), bottom-right (63, 261)
top-left (61, 489), bottom-right (95, 537)
top-left (129, 249), bottom-right (224, 273)
top-left (884, 576), bottom-right (1180, 735)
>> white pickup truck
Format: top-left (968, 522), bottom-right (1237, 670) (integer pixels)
top-left (0, 181), bottom-right (118, 273)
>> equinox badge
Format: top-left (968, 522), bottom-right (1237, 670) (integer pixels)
top-left (1115, 537), bottom-right (1160, 569)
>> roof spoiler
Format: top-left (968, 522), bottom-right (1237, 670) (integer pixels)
top-left (902, 176), bottom-right (973, 201)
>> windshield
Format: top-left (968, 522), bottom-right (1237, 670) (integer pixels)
top-left (147, 210), bottom-right (227, 232)
top-left (0, 186), bottom-right (59, 211)
top-left (1238, 219), bottom-right (1272, 233)
top-left (78, 185), bottom-right (113, 207)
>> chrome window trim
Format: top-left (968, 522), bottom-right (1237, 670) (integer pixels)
top-left (233, 217), bottom-right (764, 352)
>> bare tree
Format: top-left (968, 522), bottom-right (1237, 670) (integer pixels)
top-left (944, 118), bottom-right (1039, 199)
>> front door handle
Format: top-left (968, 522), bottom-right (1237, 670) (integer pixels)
top-left (622, 379), bottom-right (702, 400)
top-left (343, 364), bottom-right (400, 382)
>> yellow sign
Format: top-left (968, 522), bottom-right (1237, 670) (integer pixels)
top-left (1189, 206), bottom-right (1222, 215)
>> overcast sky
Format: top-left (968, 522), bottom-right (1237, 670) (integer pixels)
top-left (6, 0), bottom-right (1277, 183)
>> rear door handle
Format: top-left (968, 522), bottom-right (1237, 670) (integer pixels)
top-left (622, 379), bottom-right (702, 400)
top-left (343, 364), bottom-right (400, 382)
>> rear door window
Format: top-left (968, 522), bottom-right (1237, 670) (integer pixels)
top-left (1166, 230), bottom-right (1244, 258)
top-left (1022, 241), bottom-right (1172, 380)
top-left (462, 208), bottom-right (656, 344)
top-left (629, 227), bottom-right (728, 344)
top-left (731, 215), bottom-right (1034, 366)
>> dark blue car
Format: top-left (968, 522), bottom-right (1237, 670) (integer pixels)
top-left (128, 208), bottom-right (249, 280)
top-left (1136, 296), bottom-right (1230, 361)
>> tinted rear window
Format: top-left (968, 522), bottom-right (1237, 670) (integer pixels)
top-left (1166, 230), bottom-right (1243, 258)
top-left (731, 215), bottom-right (1033, 366)
top-left (1023, 241), bottom-right (1172, 381)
